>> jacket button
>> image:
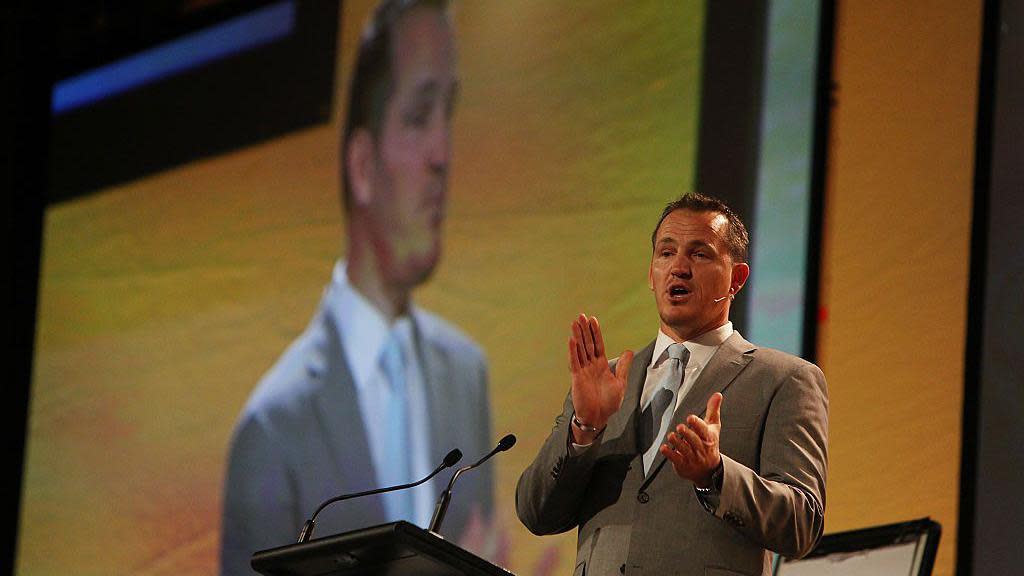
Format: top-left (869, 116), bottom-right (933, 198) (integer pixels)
top-left (619, 563), bottom-right (626, 573)
top-left (637, 491), bottom-right (650, 504)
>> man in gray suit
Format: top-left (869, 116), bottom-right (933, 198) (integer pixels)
top-left (221, 1), bottom-right (493, 574)
top-left (517, 193), bottom-right (828, 576)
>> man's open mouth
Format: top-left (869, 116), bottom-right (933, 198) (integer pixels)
top-left (669, 286), bottom-right (690, 297)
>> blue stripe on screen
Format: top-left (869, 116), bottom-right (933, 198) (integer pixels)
top-left (52, 0), bottom-right (296, 115)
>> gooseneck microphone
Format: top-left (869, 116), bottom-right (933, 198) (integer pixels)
top-left (297, 448), bottom-right (463, 543)
top-left (428, 434), bottom-right (516, 534)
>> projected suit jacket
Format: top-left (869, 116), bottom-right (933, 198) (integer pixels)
top-left (220, 288), bottom-right (492, 576)
top-left (516, 332), bottom-right (828, 576)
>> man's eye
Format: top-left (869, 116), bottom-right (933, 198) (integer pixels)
top-left (661, 251), bottom-right (674, 257)
top-left (406, 112), bottom-right (429, 127)
top-left (405, 103), bottom-right (432, 127)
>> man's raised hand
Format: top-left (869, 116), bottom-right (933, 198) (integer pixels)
top-left (661, 392), bottom-right (724, 488)
top-left (568, 314), bottom-right (634, 440)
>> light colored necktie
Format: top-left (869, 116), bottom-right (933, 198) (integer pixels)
top-left (641, 343), bottom-right (690, 474)
top-left (380, 330), bottom-right (414, 522)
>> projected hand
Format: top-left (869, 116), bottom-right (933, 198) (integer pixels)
top-left (568, 314), bottom-right (634, 442)
top-left (661, 392), bottom-right (723, 488)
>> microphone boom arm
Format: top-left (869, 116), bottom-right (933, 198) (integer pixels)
top-left (297, 448), bottom-right (462, 543)
top-left (429, 434), bottom-right (516, 534)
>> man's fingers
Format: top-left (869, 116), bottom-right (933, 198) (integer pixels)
top-left (660, 443), bottom-right (684, 467)
top-left (616, 350), bottom-right (635, 381)
top-left (571, 320), bottom-right (588, 365)
top-left (675, 423), bottom-right (703, 451)
top-left (568, 336), bottom-right (580, 372)
top-left (666, 431), bottom-right (690, 454)
top-left (706, 392), bottom-right (723, 426)
top-left (686, 415), bottom-right (713, 443)
top-left (589, 316), bottom-right (604, 357)
top-left (572, 316), bottom-right (586, 359)
top-left (573, 319), bottom-right (589, 364)
top-left (579, 314), bottom-right (596, 358)
top-left (663, 434), bottom-right (691, 457)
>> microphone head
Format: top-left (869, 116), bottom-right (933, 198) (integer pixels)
top-left (443, 449), bottom-right (463, 468)
top-left (497, 434), bottom-right (517, 452)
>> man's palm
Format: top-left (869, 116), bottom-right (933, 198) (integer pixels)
top-left (568, 314), bottom-right (634, 428)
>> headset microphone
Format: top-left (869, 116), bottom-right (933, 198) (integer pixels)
top-left (713, 290), bottom-right (736, 303)
top-left (712, 284), bottom-right (737, 301)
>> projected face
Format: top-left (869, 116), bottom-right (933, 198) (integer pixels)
top-left (365, 6), bottom-right (458, 292)
top-left (648, 209), bottom-right (748, 341)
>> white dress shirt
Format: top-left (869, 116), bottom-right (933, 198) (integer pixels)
top-left (641, 322), bottom-right (734, 414)
top-left (328, 262), bottom-right (435, 527)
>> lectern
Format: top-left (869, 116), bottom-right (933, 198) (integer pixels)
top-left (251, 521), bottom-right (515, 576)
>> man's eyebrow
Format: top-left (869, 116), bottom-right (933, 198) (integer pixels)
top-left (410, 77), bottom-right (459, 101)
top-left (685, 239), bottom-right (718, 252)
top-left (411, 79), bottom-right (440, 100)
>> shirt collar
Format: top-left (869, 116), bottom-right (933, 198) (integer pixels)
top-left (651, 322), bottom-right (734, 370)
top-left (329, 261), bottom-right (415, 392)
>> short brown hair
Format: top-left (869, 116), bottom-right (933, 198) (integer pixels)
top-left (340, 0), bottom-right (451, 210)
top-left (651, 193), bottom-right (749, 263)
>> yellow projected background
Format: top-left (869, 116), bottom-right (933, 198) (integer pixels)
top-left (19, 1), bottom-right (705, 574)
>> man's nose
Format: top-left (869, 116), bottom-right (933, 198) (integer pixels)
top-left (670, 256), bottom-right (692, 278)
top-left (428, 119), bottom-right (452, 173)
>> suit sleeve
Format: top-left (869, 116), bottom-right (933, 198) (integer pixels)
top-left (515, 390), bottom-right (603, 535)
top-left (220, 413), bottom-right (300, 576)
top-left (714, 361), bottom-right (829, 559)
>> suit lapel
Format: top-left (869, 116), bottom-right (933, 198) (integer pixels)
top-left (644, 331), bottom-right (756, 482)
top-left (678, 331), bottom-right (757, 419)
top-left (308, 305), bottom-right (382, 508)
top-left (604, 341), bottom-right (655, 443)
top-left (598, 341), bottom-right (655, 487)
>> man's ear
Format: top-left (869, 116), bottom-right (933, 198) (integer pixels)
top-left (731, 262), bottom-right (751, 294)
top-left (648, 258), bottom-right (655, 291)
top-left (346, 128), bottom-right (376, 207)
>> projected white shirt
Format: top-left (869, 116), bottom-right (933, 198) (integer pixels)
top-left (328, 261), bottom-right (435, 527)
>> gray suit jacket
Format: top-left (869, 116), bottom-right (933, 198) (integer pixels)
top-left (221, 292), bottom-right (492, 576)
top-left (516, 332), bottom-right (828, 576)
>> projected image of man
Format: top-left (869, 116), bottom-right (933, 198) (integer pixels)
top-left (221, 1), bottom-right (493, 573)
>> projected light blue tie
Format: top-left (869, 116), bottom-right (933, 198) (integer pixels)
top-left (641, 343), bottom-right (689, 475)
top-left (380, 331), bottom-right (414, 522)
